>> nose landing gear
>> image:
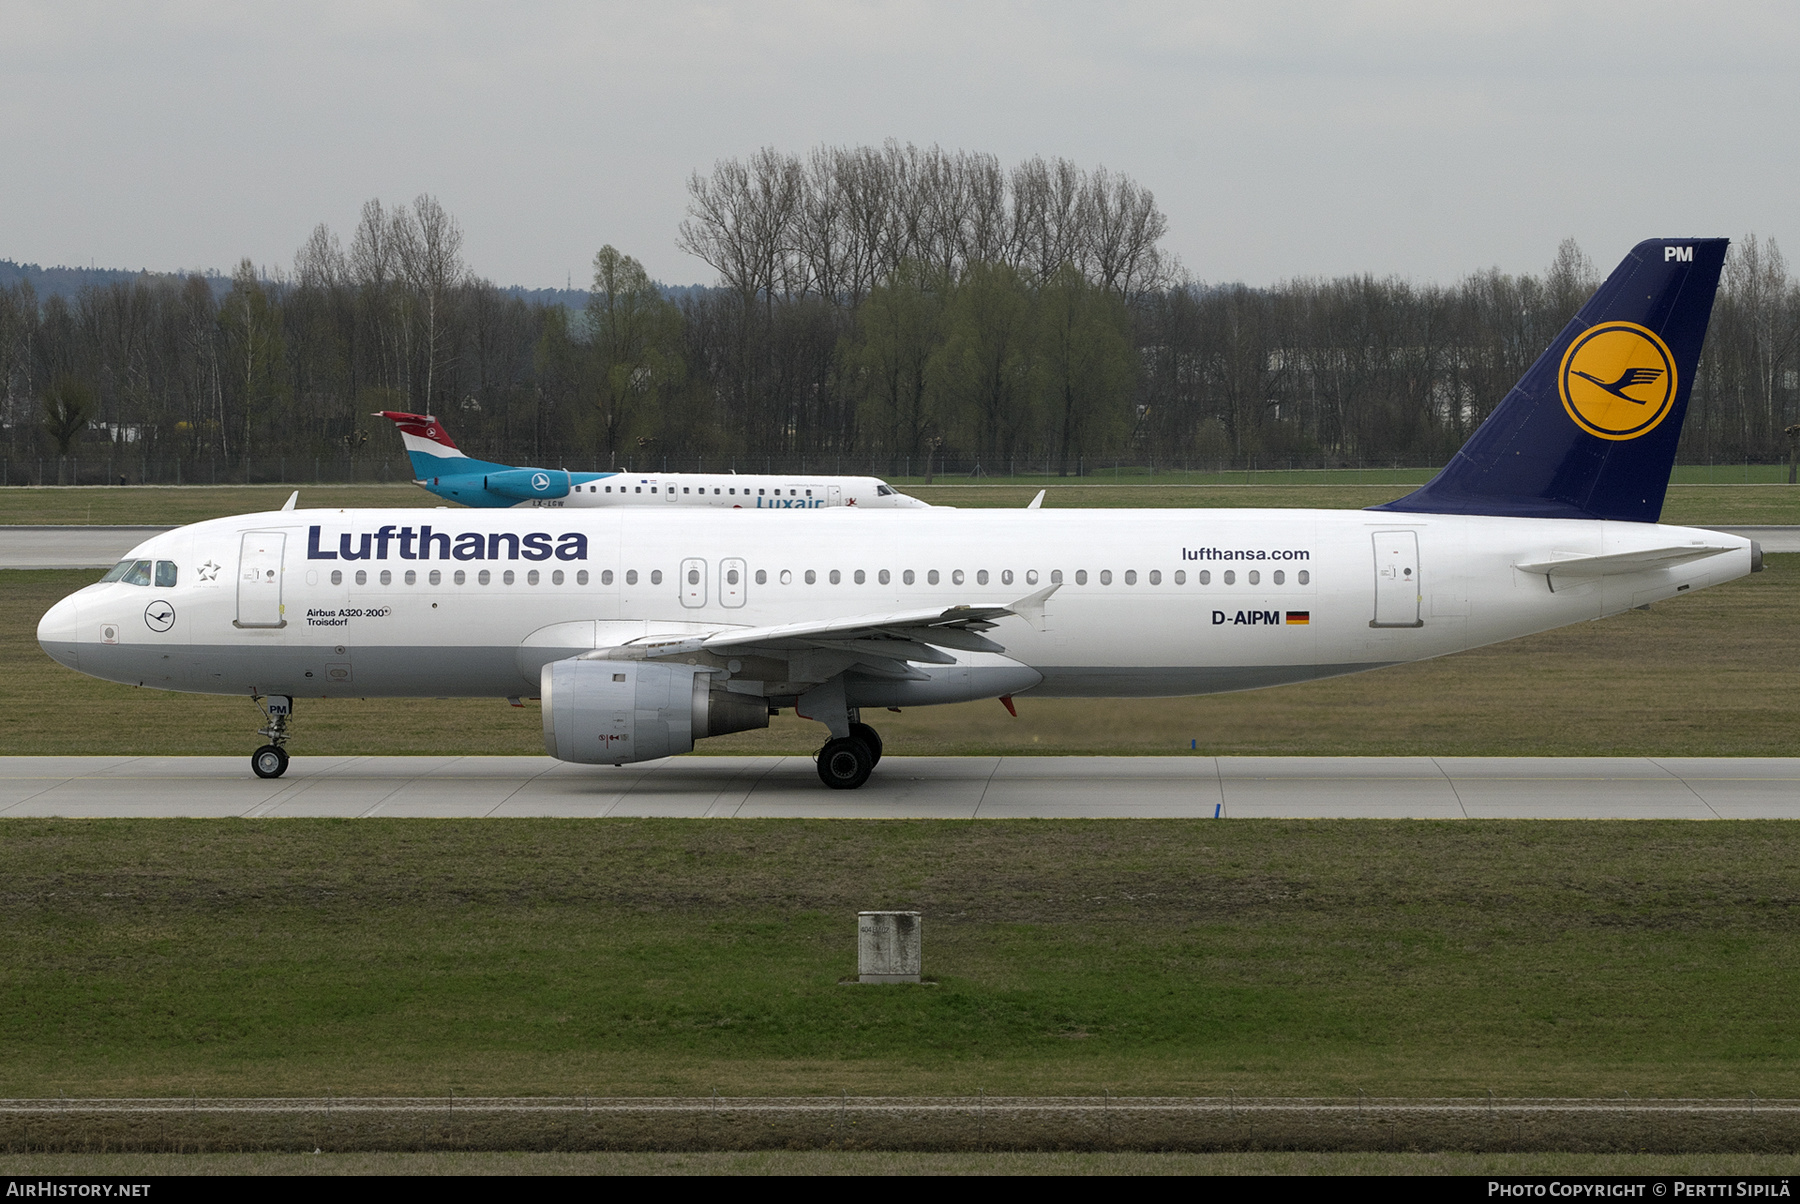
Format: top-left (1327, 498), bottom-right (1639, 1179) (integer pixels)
top-left (251, 695), bottom-right (293, 779)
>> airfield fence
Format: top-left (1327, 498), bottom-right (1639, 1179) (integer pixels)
top-left (2, 1096), bottom-right (1797, 1154)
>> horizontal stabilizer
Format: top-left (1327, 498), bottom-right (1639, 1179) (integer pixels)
top-left (1515, 543), bottom-right (1738, 585)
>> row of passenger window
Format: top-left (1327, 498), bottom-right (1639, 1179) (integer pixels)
top-left (583, 484), bottom-right (811, 496)
top-left (754, 567), bottom-right (1311, 587)
top-left (329, 567), bottom-right (593, 587)
top-left (323, 565), bottom-right (1313, 589)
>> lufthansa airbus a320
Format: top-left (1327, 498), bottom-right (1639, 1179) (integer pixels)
top-left (38, 239), bottom-right (1753, 789)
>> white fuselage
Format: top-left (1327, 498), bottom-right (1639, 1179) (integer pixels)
top-left (514, 474), bottom-right (927, 509)
top-left (38, 507), bottom-right (1753, 706)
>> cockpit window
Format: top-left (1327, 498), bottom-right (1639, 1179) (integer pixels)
top-left (155, 560), bottom-right (177, 588)
top-left (876, 484), bottom-right (893, 496)
top-left (100, 560), bottom-right (133, 583)
top-left (120, 560), bottom-right (153, 586)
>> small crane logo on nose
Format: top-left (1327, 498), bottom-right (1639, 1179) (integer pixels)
top-left (144, 601), bottom-right (176, 632)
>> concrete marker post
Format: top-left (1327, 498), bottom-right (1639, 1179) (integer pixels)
top-left (857, 911), bottom-right (922, 983)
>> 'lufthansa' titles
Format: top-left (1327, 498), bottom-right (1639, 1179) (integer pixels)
top-left (307, 525), bottom-right (588, 562)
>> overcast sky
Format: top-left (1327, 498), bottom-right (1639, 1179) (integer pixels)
top-left (4, 2), bottom-right (1797, 290)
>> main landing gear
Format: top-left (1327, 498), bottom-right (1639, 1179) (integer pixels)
top-left (816, 719), bottom-right (883, 790)
top-left (251, 694), bottom-right (293, 779)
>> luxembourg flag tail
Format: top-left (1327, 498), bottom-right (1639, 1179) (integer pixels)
top-left (375, 411), bottom-right (509, 482)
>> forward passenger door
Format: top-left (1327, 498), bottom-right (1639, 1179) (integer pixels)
top-left (235, 531), bottom-right (287, 629)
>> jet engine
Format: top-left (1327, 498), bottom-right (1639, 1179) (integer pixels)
top-left (541, 659), bottom-right (769, 765)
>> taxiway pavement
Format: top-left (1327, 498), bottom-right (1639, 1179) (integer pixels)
top-left (1, 526), bottom-right (175, 568)
top-left (1, 755), bottom-right (1795, 819)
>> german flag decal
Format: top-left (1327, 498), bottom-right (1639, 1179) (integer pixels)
top-left (1285, 611), bottom-right (1310, 625)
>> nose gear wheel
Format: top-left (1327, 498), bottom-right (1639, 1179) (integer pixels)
top-left (249, 695), bottom-right (294, 778)
top-left (252, 744), bottom-right (289, 778)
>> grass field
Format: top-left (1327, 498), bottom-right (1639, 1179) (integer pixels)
top-left (4, 554), bottom-right (1796, 758)
top-left (8, 479), bottom-right (1800, 523)
top-left (4, 486), bottom-right (1798, 1162)
top-left (5, 1151), bottom-right (1799, 1175)
top-left (0, 818), bottom-right (1795, 1100)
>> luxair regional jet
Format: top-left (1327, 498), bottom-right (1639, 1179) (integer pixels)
top-left (39, 239), bottom-right (1756, 789)
top-left (375, 410), bottom-right (929, 510)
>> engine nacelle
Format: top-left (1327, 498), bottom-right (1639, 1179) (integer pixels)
top-left (485, 467), bottom-right (571, 500)
top-left (541, 658), bottom-right (769, 765)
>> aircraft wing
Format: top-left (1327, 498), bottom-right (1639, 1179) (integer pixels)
top-left (623, 584), bottom-right (1060, 669)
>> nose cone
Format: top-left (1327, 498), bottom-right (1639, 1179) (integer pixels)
top-left (37, 592), bottom-right (84, 671)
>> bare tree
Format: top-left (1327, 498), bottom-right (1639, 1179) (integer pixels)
top-left (396, 193), bottom-right (468, 410)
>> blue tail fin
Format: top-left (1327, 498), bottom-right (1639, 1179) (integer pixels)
top-left (1376, 238), bottom-right (1727, 522)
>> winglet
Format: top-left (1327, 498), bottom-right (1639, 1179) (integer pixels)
top-left (1027, 489), bottom-right (1046, 509)
top-left (280, 491), bottom-right (298, 512)
top-left (1007, 582), bottom-right (1060, 631)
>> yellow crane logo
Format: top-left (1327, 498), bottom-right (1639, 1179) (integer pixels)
top-left (1558, 321), bottom-right (1677, 441)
